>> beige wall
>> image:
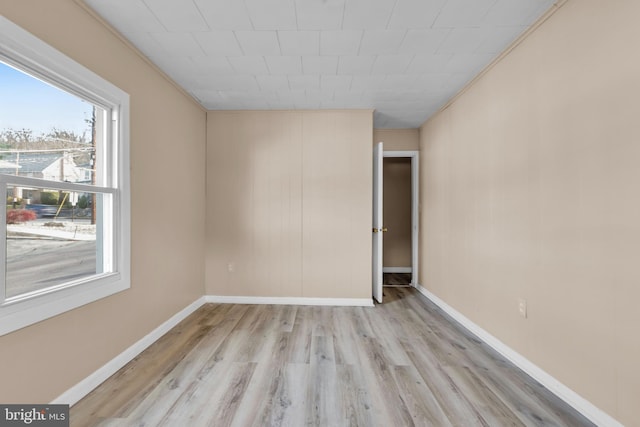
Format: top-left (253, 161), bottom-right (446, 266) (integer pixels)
top-left (206, 110), bottom-right (372, 299)
top-left (419, 0), bottom-right (640, 425)
top-left (0, 0), bottom-right (206, 403)
top-left (373, 128), bottom-right (419, 151)
top-left (383, 158), bottom-right (412, 268)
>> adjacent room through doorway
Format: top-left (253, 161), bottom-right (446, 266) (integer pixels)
top-left (382, 157), bottom-right (412, 287)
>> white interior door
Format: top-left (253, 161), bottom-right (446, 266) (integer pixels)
top-left (372, 142), bottom-right (383, 303)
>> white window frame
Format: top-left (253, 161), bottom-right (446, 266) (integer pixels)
top-left (0, 17), bottom-right (130, 336)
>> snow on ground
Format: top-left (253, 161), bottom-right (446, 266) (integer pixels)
top-left (7, 219), bottom-right (96, 241)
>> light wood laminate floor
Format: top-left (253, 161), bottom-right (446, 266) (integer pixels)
top-left (71, 288), bottom-right (594, 427)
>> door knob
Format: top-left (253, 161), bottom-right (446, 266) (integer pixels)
top-left (381, 227), bottom-right (388, 232)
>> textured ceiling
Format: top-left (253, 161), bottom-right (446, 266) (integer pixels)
top-left (84, 0), bottom-right (555, 128)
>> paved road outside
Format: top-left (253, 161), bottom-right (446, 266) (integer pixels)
top-left (6, 237), bottom-right (96, 298)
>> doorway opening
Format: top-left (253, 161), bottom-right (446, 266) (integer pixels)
top-left (372, 143), bottom-right (419, 303)
top-left (382, 156), bottom-right (413, 287)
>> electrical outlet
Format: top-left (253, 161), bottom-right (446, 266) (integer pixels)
top-left (518, 298), bottom-right (527, 318)
top-left (227, 263), bottom-right (235, 273)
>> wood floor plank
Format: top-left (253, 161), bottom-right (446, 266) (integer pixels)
top-left (311, 306), bottom-right (334, 337)
top-left (348, 307), bottom-right (375, 339)
top-left (361, 304), bottom-right (413, 366)
top-left (282, 307), bottom-right (312, 364)
top-left (248, 363), bottom-right (308, 427)
top-left (331, 308), bottom-right (364, 366)
top-left (179, 362), bottom-right (256, 427)
top-left (399, 336), bottom-right (490, 427)
top-left (277, 305), bottom-right (297, 333)
top-left (306, 335), bottom-right (341, 426)
top-left (355, 336), bottom-right (416, 427)
top-left (70, 289), bottom-right (595, 427)
top-left (336, 364), bottom-right (375, 427)
top-left (392, 364), bottom-right (453, 427)
top-left (443, 363), bottom-right (526, 426)
top-left (226, 364), bottom-right (275, 427)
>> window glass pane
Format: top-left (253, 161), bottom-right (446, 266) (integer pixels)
top-left (0, 61), bottom-right (101, 185)
top-left (5, 185), bottom-right (105, 299)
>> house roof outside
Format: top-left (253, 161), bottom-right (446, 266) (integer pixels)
top-left (0, 153), bottom-right (64, 174)
top-left (0, 159), bottom-right (21, 169)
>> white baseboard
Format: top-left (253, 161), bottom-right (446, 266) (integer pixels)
top-left (206, 295), bottom-right (374, 307)
top-left (52, 296), bottom-right (207, 406)
top-left (382, 267), bottom-right (412, 273)
top-left (413, 283), bottom-right (622, 427)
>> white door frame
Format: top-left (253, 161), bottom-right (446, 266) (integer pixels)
top-left (372, 142), bottom-right (384, 303)
top-left (382, 150), bottom-right (419, 287)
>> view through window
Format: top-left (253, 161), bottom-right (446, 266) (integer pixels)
top-left (1, 60), bottom-right (106, 300)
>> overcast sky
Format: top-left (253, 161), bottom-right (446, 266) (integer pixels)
top-left (0, 61), bottom-right (93, 139)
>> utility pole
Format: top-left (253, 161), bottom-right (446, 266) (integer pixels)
top-left (91, 107), bottom-right (96, 225)
top-left (13, 151), bottom-right (20, 203)
top-left (60, 150), bottom-right (65, 181)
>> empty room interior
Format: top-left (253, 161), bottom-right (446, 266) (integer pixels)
top-left (0, 0), bottom-right (638, 426)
